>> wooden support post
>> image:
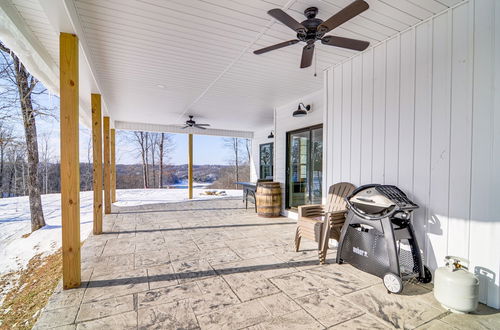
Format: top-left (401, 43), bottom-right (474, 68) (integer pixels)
top-left (60, 33), bottom-right (81, 289)
top-left (188, 134), bottom-right (193, 199)
top-left (91, 94), bottom-right (103, 235)
top-left (103, 117), bottom-right (111, 214)
top-left (111, 129), bottom-right (116, 203)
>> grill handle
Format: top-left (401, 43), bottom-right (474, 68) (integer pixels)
top-left (345, 183), bottom-right (398, 221)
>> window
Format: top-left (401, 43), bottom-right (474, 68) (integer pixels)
top-left (259, 143), bottom-right (273, 179)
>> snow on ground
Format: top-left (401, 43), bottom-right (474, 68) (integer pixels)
top-left (0, 188), bottom-right (241, 276)
top-left (113, 188), bottom-right (241, 207)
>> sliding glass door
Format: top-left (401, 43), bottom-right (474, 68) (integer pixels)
top-left (286, 125), bottom-right (323, 209)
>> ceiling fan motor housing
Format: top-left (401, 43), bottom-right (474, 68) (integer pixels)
top-left (186, 115), bottom-right (196, 126)
top-left (298, 7), bottom-right (323, 42)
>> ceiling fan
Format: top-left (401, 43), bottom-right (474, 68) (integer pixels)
top-left (182, 115), bottom-right (210, 130)
top-left (254, 0), bottom-right (370, 68)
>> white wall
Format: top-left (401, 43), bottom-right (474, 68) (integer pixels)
top-left (250, 128), bottom-right (273, 182)
top-left (250, 91), bottom-right (324, 216)
top-left (274, 90), bottom-right (324, 217)
top-left (324, 0), bottom-right (500, 308)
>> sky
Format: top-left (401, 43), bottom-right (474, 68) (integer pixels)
top-left (2, 86), bottom-right (235, 166)
top-left (116, 132), bottom-right (235, 165)
top-left (33, 117), bottom-right (236, 166)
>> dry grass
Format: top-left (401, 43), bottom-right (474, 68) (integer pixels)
top-left (0, 250), bottom-right (62, 330)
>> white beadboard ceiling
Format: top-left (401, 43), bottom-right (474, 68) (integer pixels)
top-left (7, 0), bottom-right (463, 132)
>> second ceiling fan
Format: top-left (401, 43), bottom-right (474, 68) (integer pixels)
top-left (254, 0), bottom-right (370, 68)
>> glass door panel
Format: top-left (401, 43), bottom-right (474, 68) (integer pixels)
top-left (311, 127), bottom-right (323, 204)
top-left (286, 125), bottom-right (323, 209)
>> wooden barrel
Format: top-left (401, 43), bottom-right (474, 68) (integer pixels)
top-left (256, 182), bottom-right (282, 217)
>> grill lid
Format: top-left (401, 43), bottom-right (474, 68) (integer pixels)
top-left (348, 184), bottom-right (418, 216)
top-left (350, 186), bottom-right (395, 214)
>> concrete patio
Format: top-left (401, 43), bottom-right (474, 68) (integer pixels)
top-left (35, 198), bottom-right (499, 329)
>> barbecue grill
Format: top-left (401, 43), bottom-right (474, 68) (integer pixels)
top-left (336, 184), bottom-right (432, 293)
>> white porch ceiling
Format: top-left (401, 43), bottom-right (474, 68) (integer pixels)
top-left (5, 0), bottom-right (463, 132)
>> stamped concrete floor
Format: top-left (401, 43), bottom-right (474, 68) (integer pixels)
top-left (35, 198), bottom-right (500, 329)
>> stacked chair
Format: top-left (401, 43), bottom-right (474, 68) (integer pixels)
top-left (294, 182), bottom-right (356, 264)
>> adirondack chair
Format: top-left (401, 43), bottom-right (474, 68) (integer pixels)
top-left (294, 182), bottom-right (356, 264)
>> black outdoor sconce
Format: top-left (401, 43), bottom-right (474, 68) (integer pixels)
top-left (268, 131), bottom-right (274, 139)
top-left (292, 103), bottom-right (311, 117)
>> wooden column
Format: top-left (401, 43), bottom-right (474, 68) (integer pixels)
top-left (60, 33), bottom-right (81, 289)
top-left (188, 134), bottom-right (193, 199)
top-left (91, 94), bottom-right (103, 235)
top-left (110, 129), bottom-right (116, 203)
top-left (103, 117), bottom-right (111, 214)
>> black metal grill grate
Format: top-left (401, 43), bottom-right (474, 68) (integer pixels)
top-left (375, 185), bottom-right (418, 209)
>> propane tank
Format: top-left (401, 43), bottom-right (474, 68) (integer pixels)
top-left (434, 256), bottom-right (479, 313)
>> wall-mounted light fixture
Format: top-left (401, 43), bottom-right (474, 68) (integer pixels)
top-left (292, 103), bottom-right (311, 117)
top-left (268, 131), bottom-right (274, 139)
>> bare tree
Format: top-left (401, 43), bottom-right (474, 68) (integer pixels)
top-left (144, 132), bottom-right (150, 188)
top-left (158, 133), bottom-right (164, 188)
top-left (224, 137), bottom-right (240, 188)
top-left (39, 132), bottom-right (52, 194)
top-left (84, 135), bottom-right (93, 191)
top-left (0, 42), bottom-right (46, 231)
top-left (131, 131), bottom-right (148, 188)
top-left (149, 133), bottom-right (157, 188)
top-left (0, 123), bottom-right (14, 197)
top-left (244, 139), bottom-right (251, 165)
top-left (157, 133), bottom-right (174, 188)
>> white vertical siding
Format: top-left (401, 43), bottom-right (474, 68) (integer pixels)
top-left (360, 49), bottom-right (374, 184)
top-left (413, 20), bottom-right (433, 262)
top-left (468, 0), bottom-right (500, 309)
top-left (323, 0), bottom-right (500, 308)
top-left (372, 44), bottom-right (386, 184)
top-left (332, 68), bottom-right (343, 184)
top-left (447, 2), bottom-right (473, 265)
top-left (384, 36), bottom-right (400, 186)
top-left (428, 11), bottom-right (452, 271)
top-left (351, 56), bottom-right (363, 186)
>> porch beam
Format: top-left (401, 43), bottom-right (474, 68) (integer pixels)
top-left (91, 94), bottom-right (103, 235)
top-left (111, 128), bottom-right (116, 203)
top-left (59, 32), bottom-right (80, 289)
top-left (103, 116), bottom-right (111, 214)
top-left (188, 134), bottom-right (193, 199)
top-left (114, 121), bottom-right (253, 139)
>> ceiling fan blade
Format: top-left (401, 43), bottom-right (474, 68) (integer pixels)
top-left (194, 125), bottom-right (207, 130)
top-left (300, 43), bottom-right (315, 68)
top-left (317, 0), bottom-right (369, 36)
top-left (182, 125), bottom-right (189, 129)
top-left (254, 40), bottom-right (299, 55)
top-left (321, 35), bottom-right (369, 51)
top-left (196, 123), bottom-right (210, 126)
top-left (267, 9), bottom-right (306, 33)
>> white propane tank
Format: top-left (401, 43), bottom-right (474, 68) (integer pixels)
top-left (434, 256), bottom-right (479, 313)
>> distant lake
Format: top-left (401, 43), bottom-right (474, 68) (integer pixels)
top-left (169, 180), bottom-right (212, 189)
